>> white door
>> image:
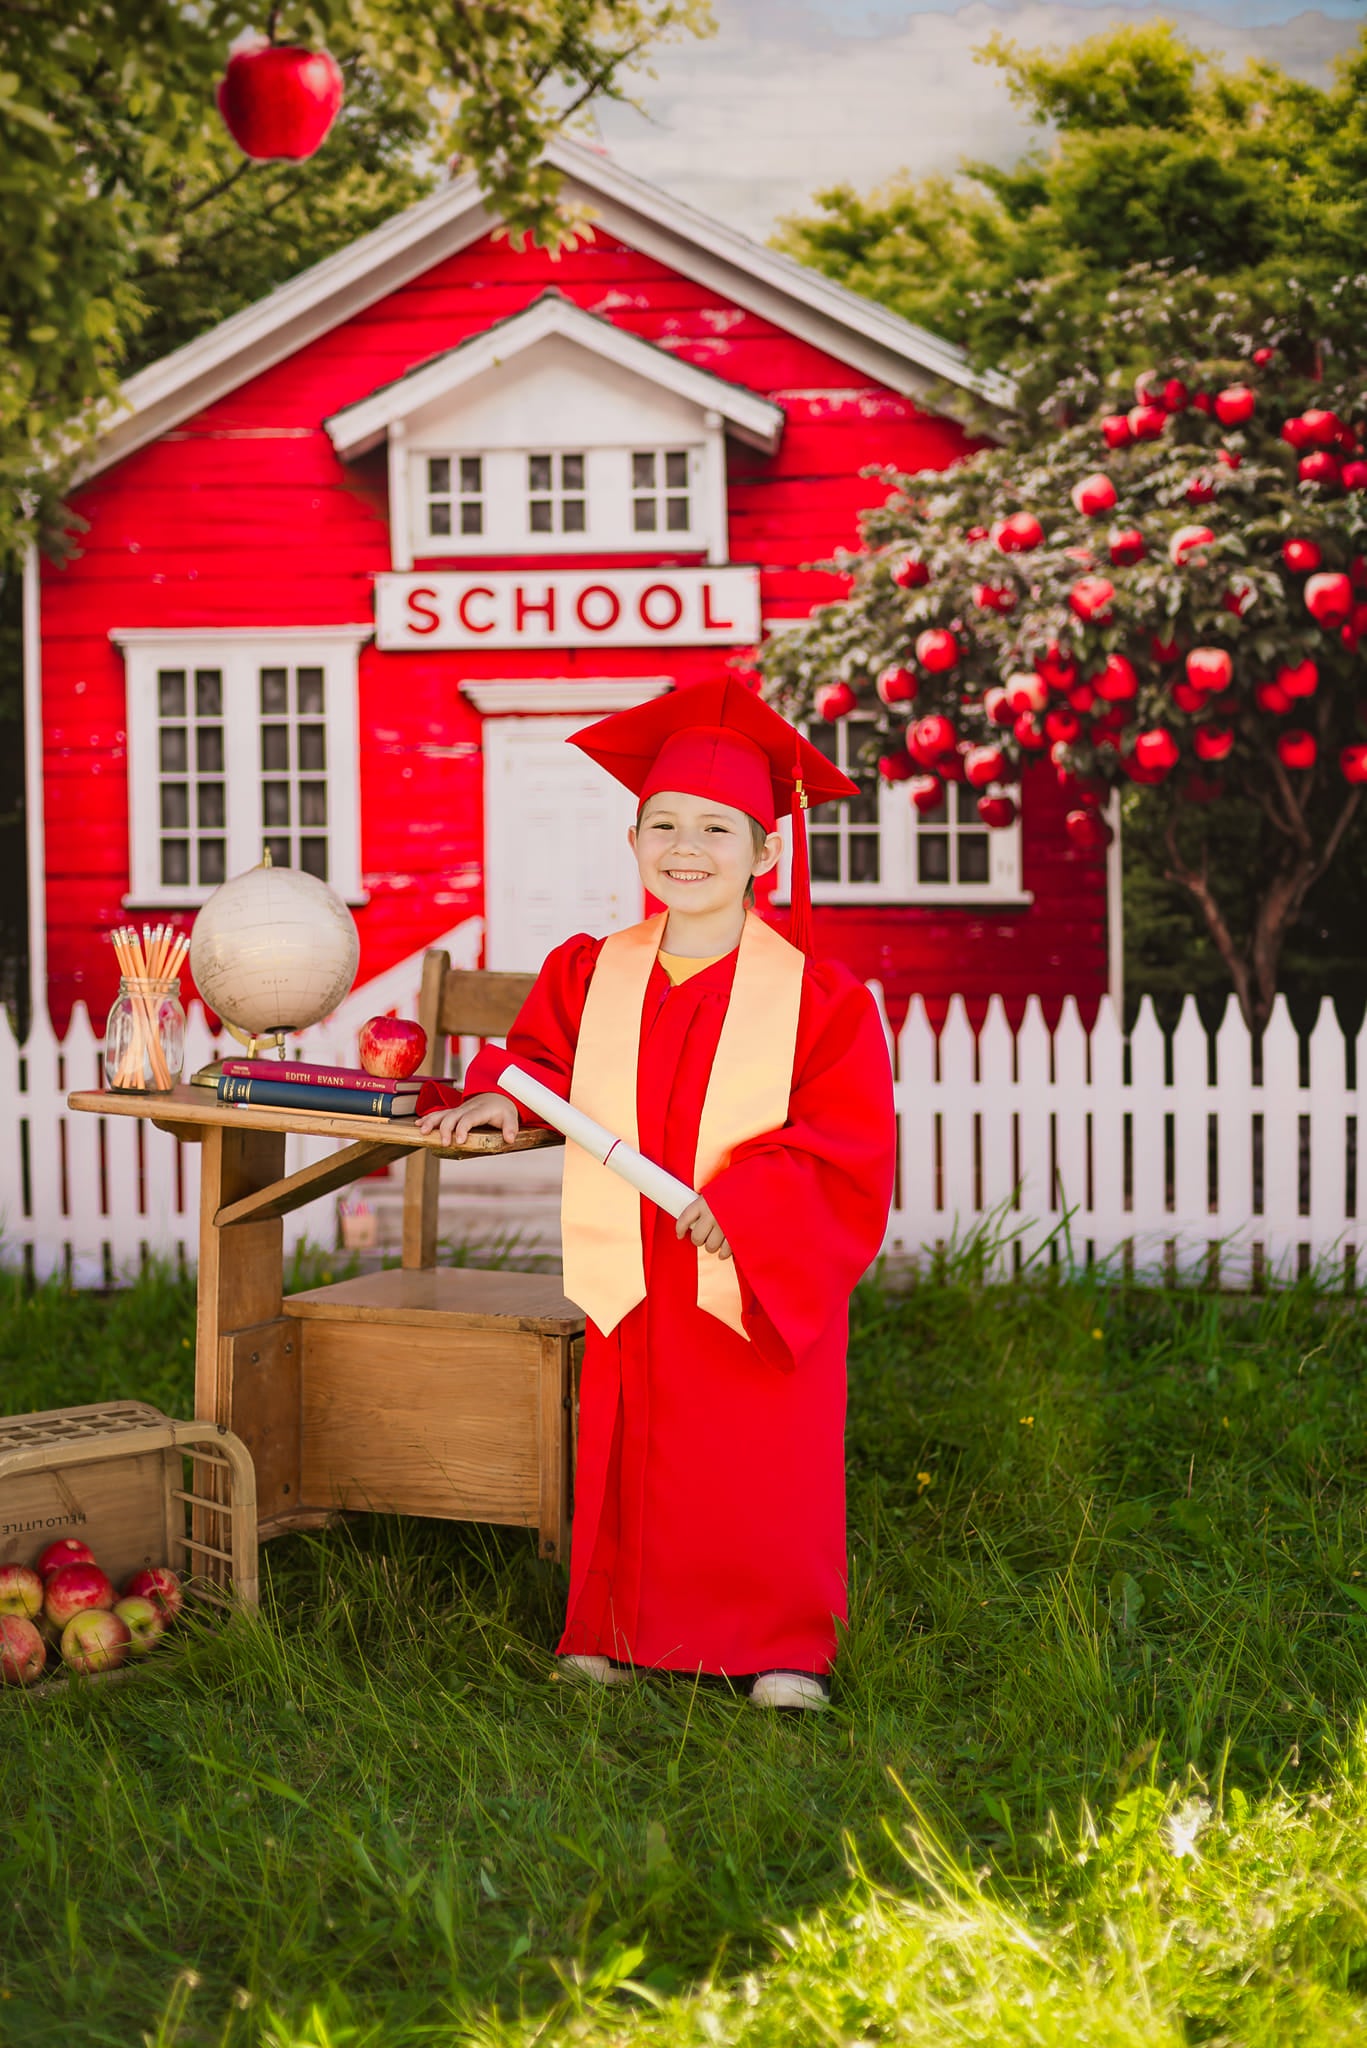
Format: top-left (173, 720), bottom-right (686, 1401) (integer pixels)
top-left (484, 716), bottom-right (643, 971)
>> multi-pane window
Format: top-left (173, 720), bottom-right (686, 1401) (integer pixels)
top-left (528, 452), bottom-right (586, 534)
top-left (260, 665), bottom-right (329, 880)
top-left (915, 783), bottom-right (992, 886)
top-left (632, 449), bottom-right (691, 533)
top-left (426, 455), bottom-right (482, 538)
top-left (807, 717), bottom-right (882, 885)
top-left (155, 668), bottom-right (227, 890)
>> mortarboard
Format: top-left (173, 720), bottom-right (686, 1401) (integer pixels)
top-left (569, 679), bottom-right (858, 954)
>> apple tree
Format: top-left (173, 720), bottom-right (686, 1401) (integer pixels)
top-left (760, 294), bottom-right (1367, 1034)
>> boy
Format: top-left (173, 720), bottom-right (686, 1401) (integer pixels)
top-left (419, 681), bottom-right (895, 1708)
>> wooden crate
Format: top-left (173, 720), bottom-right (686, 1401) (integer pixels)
top-left (0, 1400), bottom-right (258, 1609)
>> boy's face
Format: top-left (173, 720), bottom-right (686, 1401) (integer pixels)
top-left (629, 790), bottom-right (781, 921)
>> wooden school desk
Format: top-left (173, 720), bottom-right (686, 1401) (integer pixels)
top-left (66, 1086), bottom-right (580, 1561)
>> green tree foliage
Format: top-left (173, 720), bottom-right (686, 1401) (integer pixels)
top-left (760, 289), bottom-right (1367, 1031)
top-left (0, 0), bottom-right (711, 566)
top-left (773, 22), bottom-right (1367, 423)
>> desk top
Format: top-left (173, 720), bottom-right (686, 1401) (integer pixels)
top-left (67, 1084), bottom-right (562, 1159)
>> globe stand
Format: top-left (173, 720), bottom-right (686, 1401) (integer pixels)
top-left (190, 1028), bottom-right (290, 1089)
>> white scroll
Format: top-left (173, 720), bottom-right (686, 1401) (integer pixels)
top-left (496, 1062), bottom-right (698, 1220)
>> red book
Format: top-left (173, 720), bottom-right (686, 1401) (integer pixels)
top-left (221, 1058), bottom-right (422, 1095)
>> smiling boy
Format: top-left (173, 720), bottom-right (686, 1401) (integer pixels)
top-left (418, 680), bottom-right (896, 1708)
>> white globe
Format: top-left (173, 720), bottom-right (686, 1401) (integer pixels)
top-left (190, 861), bottom-right (360, 1039)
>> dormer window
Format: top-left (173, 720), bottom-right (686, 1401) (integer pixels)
top-left (528, 452), bottom-right (586, 535)
top-left (632, 449), bottom-right (691, 533)
top-left (427, 456), bottom-right (482, 537)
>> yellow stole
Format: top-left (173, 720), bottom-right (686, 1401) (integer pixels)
top-left (561, 910), bottom-right (805, 1339)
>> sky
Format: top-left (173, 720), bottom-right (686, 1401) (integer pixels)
top-left (589, 0), bottom-right (1365, 239)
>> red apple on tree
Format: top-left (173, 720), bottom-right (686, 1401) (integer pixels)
top-left (992, 512), bottom-right (1044, 553)
top-left (1094, 654), bottom-right (1138, 702)
top-left (1305, 574), bottom-right (1353, 629)
top-left (1344, 460), bottom-right (1367, 491)
top-left (815, 681), bottom-right (858, 721)
top-left (37, 1537), bottom-right (94, 1579)
top-left (1193, 725), bottom-right (1235, 763)
top-left (1127, 404), bottom-right (1167, 440)
top-left (915, 628), bottom-right (960, 674)
top-left (1278, 659), bottom-right (1319, 699)
top-left (1065, 808), bottom-right (1113, 853)
top-left (908, 775), bottom-right (944, 814)
top-left (1161, 377), bottom-right (1189, 413)
top-left (1282, 538), bottom-right (1323, 574)
top-left (1071, 474), bottom-right (1117, 518)
top-left (1172, 683), bottom-right (1205, 713)
top-left (358, 1016), bottom-right (428, 1080)
top-left (1044, 707), bottom-right (1080, 745)
top-left (1037, 646), bottom-right (1078, 691)
top-left (1005, 671), bottom-right (1047, 715)
top-left (976, 795), bottom-right (1016, 829)
top-left (1108, 528), bottom-right (1145, 566)
top-left (910, 714), bottom-right (956, 761)
top-left (1278, 729), bottom-right (1317, 771)
top-left (1186, 648), bottom-right (1233, 694)
top-left (1340, 744), bottom-right (1367, 784)
top-left (0, 1615), bottom-right (46, 1686)
top-left (1100, 415), bottom-right (1132, 449)
top-left (891, 552), bottom-right (930, 589)
top-left (1214, 384), bottom-right (1256, 426)
top-left (875, 664), bottom-right (917, 707)
top-left (0, 1565), bottom-right (43, 1619)
top-left (964, 745), bottom-right (1005, 787)
top-left (983, 687), bottom-right (1013, 726)
top-left (1185, 474), bottom-right (1217, 506)
top-left (1068, 578), bottom-right (1114, 622)
top-left (216, 43), bottom-right (345, 162)
top-left (1300, 451), bottom-right (1342, 487)
top-left (1134, 728), bottom-right (1180, 775)
top-left (1170, 524), bottom-right (1215, 566)
top-left (1256, 680), bottom-right (1292, 714)
top-left (1013, 714), bottom-right (1047, 751)
top-left (973, 582), bottom-right (1017, 613)
top-left (1301, 409), bottom-right (1344, 446)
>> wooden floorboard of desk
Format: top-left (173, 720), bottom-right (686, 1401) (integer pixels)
top-left (66, 1085), bottom-right (564, 1158)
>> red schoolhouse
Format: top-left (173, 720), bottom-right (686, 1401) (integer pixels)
top-left (29, 138), bottom-right (1117, 1037)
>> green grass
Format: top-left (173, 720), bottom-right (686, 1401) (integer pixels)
top-left (4, 1260), bottom-right (1367, 2045)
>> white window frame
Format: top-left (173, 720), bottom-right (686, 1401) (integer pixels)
top-left (773, 715), bottom-right (1031, 908)
top-left (406, 442), bottom-right (714, 560)
top-left (112, 628), bottom-right (370, 909)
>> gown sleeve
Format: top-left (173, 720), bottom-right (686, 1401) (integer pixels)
top-left (699, 964), bottom-right (895, 1372)
top-left (418, 934), bottom-right (603, 1127)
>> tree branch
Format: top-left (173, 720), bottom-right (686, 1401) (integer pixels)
top-left (1162, 812), bottom-right (1255, 1027)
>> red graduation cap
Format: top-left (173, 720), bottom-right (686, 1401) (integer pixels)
top-left (569, 679), bottom-right (858, 954)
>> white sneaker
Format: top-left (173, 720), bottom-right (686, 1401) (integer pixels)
top-left (749, 1670), bottom-right (829, 1710)
top-left (557, 1653), bottom-right (635, 1685)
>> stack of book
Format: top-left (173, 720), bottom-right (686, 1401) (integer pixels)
top-left (215, 1058), bottom-right (422, 1119)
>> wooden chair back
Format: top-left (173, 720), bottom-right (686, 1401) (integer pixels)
top-left (401, 950), bottom-right (538, 1269)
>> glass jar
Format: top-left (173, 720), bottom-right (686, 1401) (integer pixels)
top-left (104, 977), bottom-right (186, 1094)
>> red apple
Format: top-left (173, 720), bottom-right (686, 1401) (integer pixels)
top-left (1068, 682), bottom-right (1097, 714)
top-left (875, 664), bottom-right (918, 707)
top-left (1044, 707), bottom-right (1080, 745)
top-left (1186, 648), bottom-right (1233, 694)
top-left (121, 1567), bottom-right (184, 1620)
top-left (1193, 725), bottom-right (1235, 762)
top-left (1222, 580), bottom-right (1256, 620)
top-left (908, 776), bottom-right (945, 815)
top-left (1218, 449), bottom-right (1242, 470)
top-left (1069, 578), bottom-right (1115, 622)
top-left (1095, 654), bottom-right (1138, 703)
top-left (1256, 681), bottom-right (1292, 715)
top-left (910, 714), bottom-right (956, 761)
top-left (1005, 671), bottom-right (1047, 716)
top-left (815, 681), bottom-right (858, 721)
top-left (61, 1608), bottom-right (132, 1676)
top-left (1172, 683), bottom-right (1205, 713)
top-left (1252, 346), bottom-right (1276, 368)
top-left (1301, 409), bottom-right (1344, 447)
top-left (1127, 404), bottom-right (1167, 441)
top-left (983, 687), bottom-right (1013, 727)
top-left (1151, 635), bottom-right (1182, 664)
top-left (1100, 415), bottom-right (1132, 449)
top-left (1013, 714), bottom-right (1047, 752)
top-left (891, 552), bottom-right (930, 589)
top-left (1065, 809), bottom-right (1113, 853)
top-left (964, 745), bottom-right (1005, 788)
top-left (1134, 728), bottom-right (1180, 774)
top-left (1278, 729), bottom-right (1317, 771)
top-left (1340, 744), bottom-right (1367, 784)
top-left (976, 795), bottom-right (1016, 830)
top-left (358, 1015), bottom-right (428, 1081)
top-left (1071, 473), bottom-right (1117, 518)
top-left (1109, 528), bottom-right (1146, 567)
top-left (1185, 474), bottom-right (1216, 507)
top-left (1282, 538), bottom-right (1322, 574)
top-left (1214, 384), bottom-right (1256, 427)
top-left (45, 1562), bottom-right (115, 1629)
top-left (216, 44), bottom-right (345, 162)
top-left (877, 750), bottom-right (915, 784)
top-left (916, 628), bottom-right (960, 674)
top-left (114, 1596), bottom-right (167, 1657)
top-left (993, 512), bottom-right (1044, 553)
top-left (0, 1565), bottom-right (43, 1620)
top-left (1277, 659), bottom-right (1319, 699)
top-left (1344, 460), bottom-right (1367, 491)
top-left (1161, 377), bottom-right (1189, 414)
top-left (965, 525), bottom-right (989, 542)
top-left (1282, 416), bottom-right (1313, 450)
top-left (1305, 574), bottom-right (1353, 629)
top-left (1037, 646), bottom-right (1078, 692)
top-left (973, 582), bottom-right (1017, 613)
top-left (37, 1537), bottom-right (95, 1579)
top-left (0, 1615), bottom-right (46, 1686)
top-left (1300, 451), bottom-right (1342, 488)
top-left (1192, 391), bottom-right (1213, 415)
top-left (1170, 524), bottom-right (1215, 566)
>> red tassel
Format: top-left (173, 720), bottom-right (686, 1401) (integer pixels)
top-left (788, 776), bottom-right (815, 956)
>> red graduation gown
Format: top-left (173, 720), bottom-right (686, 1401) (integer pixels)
top-left (462, 934), bottom-right (896, 1676)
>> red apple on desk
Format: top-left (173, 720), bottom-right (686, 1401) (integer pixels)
top-left (357, 1016), bottom-right (428, 1080)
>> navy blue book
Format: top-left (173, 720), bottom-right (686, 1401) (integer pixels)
top-left (216, 1075), bottom-right (418, 1119)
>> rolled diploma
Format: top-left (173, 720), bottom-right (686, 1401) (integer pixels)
top-left (496, 1062), bottom-right (698, 1220)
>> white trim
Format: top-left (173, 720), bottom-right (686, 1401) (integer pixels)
top-left (461, 677), bottom-right (672, 715)
top-left (80, 138), bottom-right (1013, 484)
top-left (324, 292), bottom-right (784, 459)
top-left (701, 411), bottom-right (728, 568)
top-left (388, 420), bottom-right (412, 573)
top-left (1106, 792), bottom-right (1125, 1010)
top-left (22, 545), bottom-right (47, 1016)
top-left (110, 625), bottom-right (373, 646)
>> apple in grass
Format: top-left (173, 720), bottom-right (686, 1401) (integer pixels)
top-left (114, 1596), bottom-right (167, 1657)
top-left (0, 1614), bottom-right (47, 1686)
top-left (61, 1608), bottom-right (132, 1676)
top-left (216, 43), bottom-right (345, 162)
top-left (0, 1564), bottom-right (43, 1619)
top-left (44, 1562), bottom-right (115, 1629)
top-left (121, 1566), bottom-right (184, 1620)
top-left (357, 1015), bottom-right (428, 1080)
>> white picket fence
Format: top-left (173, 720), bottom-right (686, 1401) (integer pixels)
top-left (0, 978), bottom-right (1359, 1291)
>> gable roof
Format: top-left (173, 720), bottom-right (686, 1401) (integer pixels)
top-left (323, 289), bottom-right (787, 458)
top-left (88, 135), bottom-right (1015, 480)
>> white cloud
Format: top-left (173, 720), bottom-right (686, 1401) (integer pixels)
top-left (592, 2), bottom-right (1361, 239)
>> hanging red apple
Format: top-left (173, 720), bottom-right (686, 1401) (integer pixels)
top-left (1005, 671), bottom-right (1047, 715)
top-left (1127, 404), bottom-right (1167, 440)
top-left (909, 775), bottom-right (945, 814)
top-left (973, 582), bottom-right (1017, 613)
top-left (1100, 415), bottom-right (1132, 449)
top-left (1134, 728), bottom-right (1180, 774)
top-left (815, 681), bottom-right (858, 720)
top-left (1065, 808), bottom-right (1113, 852)
top-left (1282, 416), bottom-right (1313, 449)
top-left (1252, 346), bottom-right (1276, 367)
top-left (1151, 634), bottom-right (1182, 664)
top-left (992, 512), bottom-right (1044, 553)
top-left (1161, 377), bottom-right (1189, 413)
top-left (1277, 657), bottom-right (1319, 698)
top-left (1193, 725), bottom-right (1234, 762)
top-left (976, 795), bottom-right (1016, 829)
top-left (1013, 713), bottom-right (1047, 751)
top-left (983, 687), bottom-right (1014, 727)
top-left (909, 714), bottom-right (956, 760)
top-left (1170, 525), bottom-right (1215, 565)
top-left (1067, 682), bottom-right (1097, 714)
top-left (1214, 384), bottom-right (1256, 427)
top-left (916, 628), bottom-right (960, 674)
top-left (891, 552), bottom-right (930, 589)
top-left (875, 664), bottom-right (918, 707)
top-left (1185, 648), bottom-right (1233, 693)
top-left (1192, 391), bottom-right (1213, 415)
top-left (1171, 682), bottom-right (1205, 713)
top-left (1068, 577), bottom-right (1115, 621)
top-left (877, 750), bottom-right (916, 783)
top-left (1340, 744), bottom-right (1367, 784)
top-left (1255, 680), bottom-right (1292, 714)
top-left (965, 525), bottom-right (990, 543)
top-left (1217, 449), bottom-right (1242, 470)
top-left (1037, 645), bottom-right (1078, 692)
top-left (1071, 474), bottom-right (1117, 518)
top-left (1305, 574), bottom-right (1353, 628)
top-left (1184, 474), bottom-right (1216, 507)
top-left (1095, 653), bottom-right (1138, 702)
top-left (1344, 460), bottom-right (1367, 491)
top-left (216, 42), bottom-right (345, 161)
top-left (1277, 729), bottom-right (1317, 770)
top-left (1108, 528), bottom-right (1145, 566)
top-left (1300, 451), bottom-right (1342, 488)
top-left (964, 744), bottom-right (1005, 787)
top-left (1282, 538), bottom-right (1322, 574)
top-left (1044, 707), bottom-right (1080, 745)
top-left (1301, 409), bottom-right (1344, 447)
top-left (1222, 579), bottom-right (1256, 619)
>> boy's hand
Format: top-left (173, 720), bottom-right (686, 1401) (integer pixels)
top-left (676, 1195), bottom-right (732, 1260)
top-left (416, 1090), bottom-right (520, 1148)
